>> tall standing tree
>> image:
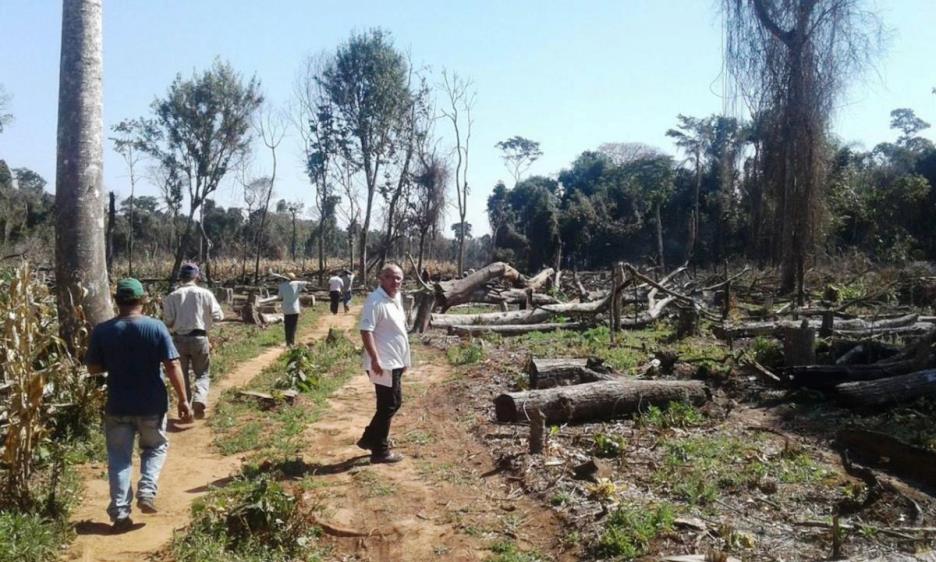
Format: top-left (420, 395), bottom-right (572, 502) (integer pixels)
top-left (495, 136), bottom-right (543, 185)
top-left (110, 119), bottom-right (145, 276)
top-left (55, 0), bottom-right (112, 342)
top-left (666, 115), bottom-right (712, 261)
top-left (409, 152), bottom-right (448, 276)
top-left (441, 71), bottom-right (476, 276)
top-left (135, 59), bottom-right (262, 285)
top-left (320, 29), bottom-right (410, 281)
top-left (0, 85), bottom-right (12, 133)
top-left (252, 101), bottom-right (285, 284)
top-left (724, 0), bottom-right (882, 300)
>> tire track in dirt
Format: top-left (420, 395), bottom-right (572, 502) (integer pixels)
top-left (297, 345), bottom-right (571, 561)
top-left (65, 309), bottom-right (358, 562)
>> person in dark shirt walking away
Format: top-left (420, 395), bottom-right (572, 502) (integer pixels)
top-left (86, 278), bottom-right (193, 533)
top-left (163, 263), bottom-right (223, 419)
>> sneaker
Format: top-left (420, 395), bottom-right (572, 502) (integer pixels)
top-left (193, 402), bottom-right (206, 420)
top-left (137, 497), bottom-right (157, 514)
top-left (111, 517), bottom-right (134, 533)
top-left (370, 452), bottom-right (404, 464)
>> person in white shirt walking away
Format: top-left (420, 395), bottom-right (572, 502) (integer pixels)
top-left (162, 263), bottom-right (224, 419)
top-left (340, 269), bottom-right (355, 313)
top-left (327, 271), bottom-right (344, 315)
top-left (278, 272), bottom-right (310, 346)
top-left (356, 263), bottom-right (410, 464)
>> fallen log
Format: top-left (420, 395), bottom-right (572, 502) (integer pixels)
top-left (836, 428), bottom-right (936, 489)
top-left (788, 360), bottom-right (920, 390)
top-left (447, 322), bottom-right (584, 337)
top-left (521, 267), bottom-right (554, 292)
top-left (237, 389), bottom-right (299, 408)
top-left (434, 261), bottom-right (521, 310)
top-left (493, 379), bottom-right (709, 424)
top-left (714, 314), bottom-right (922, 339)
top-left (526, 357), bottom-right (616, 389)
top-left (835, 369), bottom-right (936, 408)
top-left (431, 293), bottom-right (612, 328)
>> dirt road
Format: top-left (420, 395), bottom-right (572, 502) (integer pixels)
top-left (298, 347), bottom-right (569, 561)
top-left (66, 311), bottom-right (357, 562)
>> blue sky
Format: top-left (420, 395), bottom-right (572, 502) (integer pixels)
top-left (1, 0), bottom-right (934, 236)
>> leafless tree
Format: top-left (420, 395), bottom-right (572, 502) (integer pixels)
top-left (724, 0), bottom-right (882, 301)
top-left (55, 0), bottom-right (112, 342)
top-left (440, 71), bottom-right (476, 275)
top-left (251, 101), bottom-right (285, 284)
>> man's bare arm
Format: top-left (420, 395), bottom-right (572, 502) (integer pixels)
top-left (163, 358), bottom-right (193, 421)
top-left (360, 330), bottom-right (383, 376)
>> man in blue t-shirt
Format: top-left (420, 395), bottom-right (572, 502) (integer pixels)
top-left (86, 278), bottom-right (193, 532)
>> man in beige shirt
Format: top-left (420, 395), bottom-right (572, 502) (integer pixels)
top-left (162, 263), bottom-right (223, 418)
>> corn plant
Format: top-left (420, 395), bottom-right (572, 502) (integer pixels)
top-left (0, 264), bottom-right (99, 509)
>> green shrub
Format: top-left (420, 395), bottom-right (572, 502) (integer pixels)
top-left (638, 402), bottom-right (705, 429)
top-left (752, 336), bottom-right (783, 369)
top-left (172, 474), bottom-right (322, 562)
top-left (0, 512), bottom-right (59, 562)
top-left (447, 342), bottom-right (485, 365)
top-left (594, 502), bottom-right (675, 558)
top-left (592, 432), bottom-right (628, 458)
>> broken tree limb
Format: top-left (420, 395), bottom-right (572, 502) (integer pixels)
top-left (447, 322), bottom-right (584, 337)
top-left (836, 428), bottom-right (936, 489)
top-left (431, 292), bottom-right (614, 328)
top-left (835, 369), bottom-right (936, 408)
top-left (493, 379), bottom-right (709, 424)
top-left (520, 267), bottom-right (554, 292)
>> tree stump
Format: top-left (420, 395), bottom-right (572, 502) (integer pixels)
top-left (783, 319), bottom-right (816, 367)
top-left (676, 306), bottom-right (699, 339)
top-left (528, 409), bottom-right (545, 454)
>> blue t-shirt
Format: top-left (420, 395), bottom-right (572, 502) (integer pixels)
top-left (86, 315), bottom-right (179, 416)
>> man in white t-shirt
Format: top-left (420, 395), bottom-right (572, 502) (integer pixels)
top-left (327, 272), bottom-right (344, 315)
top-left (277, 273), bottom-right (310, 346)
top-left (356, 263), bottom-right (410, 464)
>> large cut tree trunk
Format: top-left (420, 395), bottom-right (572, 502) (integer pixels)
top-left (55, 0), bottom-right (113, 343)
top-left (526, 357), bottom-right (618, 389)
top-left (434, 261), bottom-right (521, 310)
top-left (494, 379), bottom-right (708, 424)
top-left (836, 428), bottom-right (936, 488)
top-left (447, 322), bottom-right (584, 337)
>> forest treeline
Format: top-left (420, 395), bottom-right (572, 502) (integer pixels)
top-left (1, 21), bottom-right (934, 285)
top-left (489, 108), bottom-right (936, 273)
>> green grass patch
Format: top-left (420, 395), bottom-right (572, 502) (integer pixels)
top-left (0, 512), bottom-right (63, 562)
top-left (446, 341), bottom-right (485, 365)
top-left (486, 540), bottom-right (546, 562)
top-left (637, 402), bottom-right (706, 429)
top-left (211, 330), bottom-right (358, 459)
top-left (653, 434), bottom-right (830, 507)
top-left (171, 471), bottom-right (326, 562)
top-left (593, 502), bottom-right (675, 559)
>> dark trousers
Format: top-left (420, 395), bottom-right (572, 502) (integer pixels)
top-left (284, 313), bottom-right (299, 346)
top-left (329, 291), bottom-right (341, 315)
top-left (360, 369), bottom-right (403, 455)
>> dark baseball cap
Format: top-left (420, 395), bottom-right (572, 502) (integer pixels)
top-left (179, 263), bottom-right (200, 280)
top-left (116, 278), bottom-right (145, 299)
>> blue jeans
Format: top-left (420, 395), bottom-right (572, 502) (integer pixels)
top-left (104, 414), bottom-right (168, 521)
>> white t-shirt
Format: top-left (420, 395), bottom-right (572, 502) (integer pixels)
top-left (163, 283), bottom-right (224, 335)
top-left (328, 276), bottom-right (344, 292)
top-left (278, 281), bottom-right (309, 315)
top-left (359, 287), bottom-right (411, 387)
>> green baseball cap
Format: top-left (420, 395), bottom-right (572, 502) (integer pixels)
top-left (115, 278), bottom-right (145, 299)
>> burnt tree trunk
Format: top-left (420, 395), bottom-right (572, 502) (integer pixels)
top-left (836, 428), bottom-right (936, 488)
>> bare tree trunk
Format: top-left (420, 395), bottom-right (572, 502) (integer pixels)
top-left (127, 166), bottom-right (135, 276)
top-left (169, 208), bottom-right (197, 286)
top-left (106, 191), bottom-right (115, 274)
top-left (655, 201), bottom-right (665, 272)
top-left (55, 0), bottom-right (113, 342)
